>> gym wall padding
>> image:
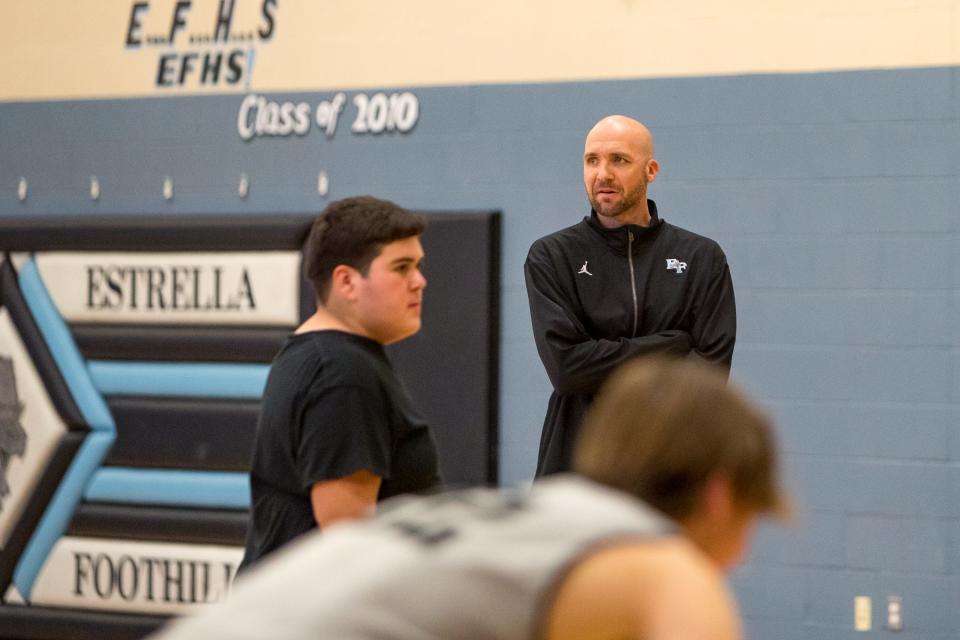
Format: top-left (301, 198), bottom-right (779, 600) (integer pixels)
top-left (103, 397), bottom-right (259, 471)
top-left (0, 258), bottom-right (90, 596)
top-left (0, 211), bottom-right (499, 634)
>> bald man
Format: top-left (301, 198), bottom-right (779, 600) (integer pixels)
top-left (525, 115), bottom-right (737, 476)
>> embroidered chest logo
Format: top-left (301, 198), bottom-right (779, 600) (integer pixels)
top-left (577, 261), bottom-right (593, 276)
top-left (665, 258), bottom-right (688, 274)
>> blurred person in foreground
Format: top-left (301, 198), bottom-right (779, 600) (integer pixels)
top-left (155, 357), bottom-right (786, 640)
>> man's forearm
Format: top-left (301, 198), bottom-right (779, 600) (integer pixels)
top-left (539, 330), bottom-right (691, 395)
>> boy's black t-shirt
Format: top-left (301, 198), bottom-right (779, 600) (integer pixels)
top-left (240, 330), bottom-right (441, 569)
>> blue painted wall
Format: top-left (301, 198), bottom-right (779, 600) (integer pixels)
top-left (2, 67), bottom-right (959, 637)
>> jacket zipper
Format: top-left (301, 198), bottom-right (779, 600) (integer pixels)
top-left (627, 230), bottom-right (638, 337)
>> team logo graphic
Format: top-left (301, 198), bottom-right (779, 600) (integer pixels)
top-left (577, 261), bottom-right (593, 276)
top-left (665, 258), bottom-right (687, 274)
top-left (0, 357), bottom-right (27, 514)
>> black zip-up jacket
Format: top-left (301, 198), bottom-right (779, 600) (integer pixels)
top-left (524, 200), bottom-right (736, 475)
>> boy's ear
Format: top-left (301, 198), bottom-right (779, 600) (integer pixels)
top-left (329, 264), bottom-right (359, 301)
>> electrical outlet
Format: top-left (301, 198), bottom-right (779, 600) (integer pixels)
top-left (854, 596), bottom-right (872, 632)
top-left (886, 596), bottom-right (902, 632)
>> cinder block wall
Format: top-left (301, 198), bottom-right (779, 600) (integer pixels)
top-left (672, 69), bottom-right (959, 638)
top-left (484, 69), bottom-right (960, 638)
top-left (3, 67), bottom-right (958, 638)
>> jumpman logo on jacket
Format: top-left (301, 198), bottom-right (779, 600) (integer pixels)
top-left (578, 261), bottom-right (593, 276)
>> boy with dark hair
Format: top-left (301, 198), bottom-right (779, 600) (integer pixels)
top-left (239, 196), bottom-right (441, 571)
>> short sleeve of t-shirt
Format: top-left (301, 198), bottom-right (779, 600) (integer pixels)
top-left (294, 382), bottom-right (392, 491)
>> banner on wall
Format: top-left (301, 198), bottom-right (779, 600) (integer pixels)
top-left (0, 313), bottom-right (65, 550)
top-left (36, 252), bottom-right (301, 326)
top-left (0, 211), bottom-right (499, 635)
top-left (30, 537), bottom-right (241, 614)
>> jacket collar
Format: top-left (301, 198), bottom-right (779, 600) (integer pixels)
top-left (584, 199), bottom-right (663, 254)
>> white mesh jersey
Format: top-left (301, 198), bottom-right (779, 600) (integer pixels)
top-left (154, 475), bottom-right (675, 640)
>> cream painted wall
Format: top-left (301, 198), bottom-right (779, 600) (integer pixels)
top-left (3, 0), bottom-right (960, 101)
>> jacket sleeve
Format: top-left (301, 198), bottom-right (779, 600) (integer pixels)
top-left (524, 251), bottom-right (691, 396)
top-left (687, 248), bottom-right (736, 375)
